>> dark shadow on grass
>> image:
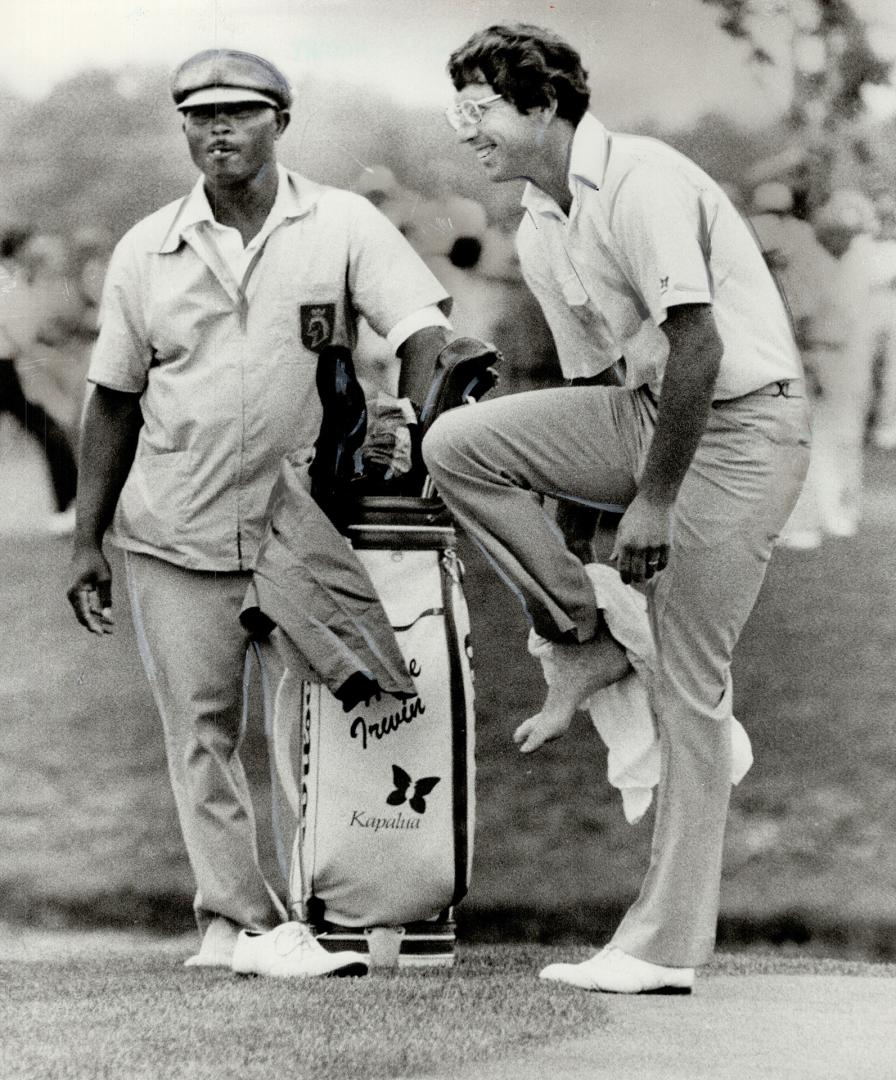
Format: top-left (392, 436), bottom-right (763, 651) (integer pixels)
top-left (460, 904), bottom-right (896, 962)
top-left (4, 887), bottom-right (895, 963)
top-left (0, 886), bottom-right (195, 936)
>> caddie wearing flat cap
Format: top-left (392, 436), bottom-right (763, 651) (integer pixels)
top-left (67, 49), bottom-right (453, 974)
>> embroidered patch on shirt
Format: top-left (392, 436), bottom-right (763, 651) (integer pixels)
top-left (300, 303), bottom-right (336, 352)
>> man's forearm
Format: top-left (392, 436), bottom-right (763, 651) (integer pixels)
top-left (636, 305), bottom-right (722, 507)
top-left (74, 385), bottom-right (143, 545)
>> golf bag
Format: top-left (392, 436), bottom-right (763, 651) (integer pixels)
top-left (261, 340), bottom-right (497, 966)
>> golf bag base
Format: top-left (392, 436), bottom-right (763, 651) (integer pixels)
top-left (315, 912), bottom-right (458, 968)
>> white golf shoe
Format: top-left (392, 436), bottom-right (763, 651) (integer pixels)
top-left (232, 921), bottom-right (369, 978)
top-left (539, 945), bottom-right (694, 995)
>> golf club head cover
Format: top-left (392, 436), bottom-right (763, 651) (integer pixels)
top-left (309, 344), bottom-right (368, 526)
top-left (418, 337), bottom-right (501, 437)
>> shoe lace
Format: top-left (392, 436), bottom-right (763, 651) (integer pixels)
top-left (273, 922), bottom-right (319, 958)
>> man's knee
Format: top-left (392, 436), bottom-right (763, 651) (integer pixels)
top-left (421, 409), bottom-right (475, 480)
top-left (651, 657), bottom-right (732, 731)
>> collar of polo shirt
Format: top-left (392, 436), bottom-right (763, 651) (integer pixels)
top-left (521, 113), bottom-right (610, 219)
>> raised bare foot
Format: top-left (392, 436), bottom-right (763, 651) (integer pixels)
top-left (514, 630), bottom-right (632, 753)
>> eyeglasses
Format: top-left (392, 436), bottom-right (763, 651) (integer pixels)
top-left (444, 94), bottom-right (503, 131)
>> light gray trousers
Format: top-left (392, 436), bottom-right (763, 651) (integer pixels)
top-left (124, 551), bottom-right (285, 937)
top-left (423, 383), bottom-right (810, 966)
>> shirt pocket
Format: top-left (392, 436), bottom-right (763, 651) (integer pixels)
top-left (558, 274), bottom-right (622, 360)
top-left (262, 290), bottom-right (343, 360)
top-left (560, 275), bottom-right (592, 322)
top-left (116, 450), bottom-right (189, 548)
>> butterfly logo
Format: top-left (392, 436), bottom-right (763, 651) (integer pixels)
top-left (386, 765), bottom-right (441, 815)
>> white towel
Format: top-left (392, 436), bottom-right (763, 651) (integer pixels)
top-left (529, 562), bottom-right (753, 824)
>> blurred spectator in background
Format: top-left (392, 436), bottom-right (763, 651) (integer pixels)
top-left (70, 226), bottom-right (115, 338)
top-left (19, 228), bottom-right (112, 440)
top-left (805, 189), bottom-right (880, 539)
top-left (59, 226), bottom-right (114, 419)
top-left (749, 181), bottom-right (828, 351)
top-left (866, 196), bottom-right (896, 452)
top-left (352, 164), bottom-right (401, 209)
top-left (749, 181), bottom-right (834, 550)
top-left (410, 194), bottom-right (499, 336)
top-left (476, 222), bottom-right (562, 394)
top-left (353, 166), bottom-right (561, 398)
top-left (0, 226), bottom-right (79, 531)
top-left (746, 143), bottom-right (835, 225)
top-left (718, 182), bottom-right (748, 214)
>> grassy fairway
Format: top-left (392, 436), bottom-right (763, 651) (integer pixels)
top-left (3, 929), bottom-right (894, 1080)
top-left (2, 939), bottom-right (611, 1080)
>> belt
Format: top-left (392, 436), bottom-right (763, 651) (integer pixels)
top-left (750, 379), bottom-right (804, 399)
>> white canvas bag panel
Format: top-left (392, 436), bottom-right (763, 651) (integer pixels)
top-left (286, 537), bottom-right (475, 928)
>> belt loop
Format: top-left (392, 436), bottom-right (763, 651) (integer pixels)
top-left (749, 379), bottom-right (804, 399)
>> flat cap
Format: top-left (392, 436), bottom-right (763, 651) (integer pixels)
top-left (172, 49), bottom-right (292, 112)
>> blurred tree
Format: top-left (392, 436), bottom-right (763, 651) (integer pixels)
top-left (702, 0), bottom-right (894, 211)
top-left (659, 110), bottom-right (789, 185)
top-left (702, 0), bottom-right (890, 124)
top-left (0, 68), bottom-right (193, 240)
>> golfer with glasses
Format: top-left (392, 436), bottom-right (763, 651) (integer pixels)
top-left (425, 24), bottom-right (810, 994)
top-left (449, 93), bottom-right (503, 127)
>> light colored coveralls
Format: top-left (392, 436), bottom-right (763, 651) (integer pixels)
top-left (88, 165), bottom-right (449, 934)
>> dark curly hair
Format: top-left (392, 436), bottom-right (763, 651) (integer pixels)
top-left (447, 24), bottom-right (590, 126)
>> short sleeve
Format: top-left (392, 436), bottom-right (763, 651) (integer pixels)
top-left (345, 196), bottom-right (451, 339)
top-left (610, 165), bottom-right (712, 323)
top-left (87, 232), bottom-right (151, 393)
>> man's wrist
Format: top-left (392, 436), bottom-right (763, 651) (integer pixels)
top-left (73, 523), bottom-right (106, 550)
top-left (633, 485), bottom-right (677, 511)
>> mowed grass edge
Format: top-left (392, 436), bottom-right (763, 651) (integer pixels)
top-left (4, 931), bottom-right (895, 1080)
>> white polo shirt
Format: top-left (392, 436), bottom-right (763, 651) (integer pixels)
top-left (89, 166), bottom-right (451, 571)
top-left (516, 114), bottom-right (801, 399)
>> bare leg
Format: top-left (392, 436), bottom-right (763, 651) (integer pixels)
top-left (514, 623), bottom-right (632, 752)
